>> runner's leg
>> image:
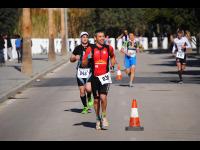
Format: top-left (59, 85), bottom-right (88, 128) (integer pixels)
top-left (85, 81), bottom-right (93, 108)
top-left (85, 74), bottom-right (92, 100)
top-left (100, 94), bottom-right (107, 117)
top-left (176, 60), bottom-right (182, 81)
top-left (79, 86), bottom-right (87, 107)
top-left (130, 66), bottom-right (136, 83)
top-left (100, 93), bottom-right (109, 127)
top-left (92, 77), bottom-right (101, 120)
top-left (99, 83), bottom-right (110, 127)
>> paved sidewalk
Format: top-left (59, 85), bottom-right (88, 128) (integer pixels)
top-left (0, 53), bottom-right (70, 103)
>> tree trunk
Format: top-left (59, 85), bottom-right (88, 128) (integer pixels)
top-left (48, 9), bottom-right (56, 61)
top-left (21, 8), bottom-right (32, 76)
top-left (61, 8), bottom-right (67, 56)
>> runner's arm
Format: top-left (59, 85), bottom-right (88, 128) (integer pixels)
top-left (70, 47), bottom-right (80, 63)
top-left (172, 43), bottom-right (176, 54)
top-left (82, 46), bottom-right (92, 67)
top-left (120, 42), bottom-right (129, 56)
top-left (70, 54), bottom-right (80, 63)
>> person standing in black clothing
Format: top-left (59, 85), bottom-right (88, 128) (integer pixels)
top-left (0, 34), bottom-right (5, 66)
top-left (6, 34), bottom-right (13, 61)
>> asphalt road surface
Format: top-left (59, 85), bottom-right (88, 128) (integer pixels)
top-left (0, 50), bottom-right (200, 141)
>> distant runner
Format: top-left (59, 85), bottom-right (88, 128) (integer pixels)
top-left (172, 30), bottom-right (192, 84)
top-left (120, 32), bottom-right (139, 87)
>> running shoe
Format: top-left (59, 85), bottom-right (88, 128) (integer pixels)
top-left (101, 117), bottom-right (109, 128)
top-left (178, 80), bottom-right (183, 84)
top-left (81, 107), bottom-right (88, 114)
top-left (87, 97), bottom-right (94, 108)
top-left (96, 120), bottom-right (101, 130)
top-left (129, 82), bottom-right (134, 87)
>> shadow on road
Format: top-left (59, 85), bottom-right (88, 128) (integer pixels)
top-left (64, 108), bottom-right (92, 114)
top-left (160, 70), bottom-right (200, 76)
top-left (64, 108), bottom-right (82, 113)
top-left (6, 65), bottom-right (22, 72)
top-left (114, 76), bottom-right (200, 84)
top-left (117, 84), bottom-right (130, 87)
top-left (32, 58), bottom-right (48, 61)
top-left (32, 77), bottom-right (76, 87)
top-left (73, 122), bottom-right (96, 129)
top-left (146, 49), bottom-right (171, 54)
top-left (32, 76), bottom-right (200, 87)
top-left (151, 59), bottom-right (200, 67)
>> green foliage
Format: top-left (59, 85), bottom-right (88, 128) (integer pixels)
top-left (0, 8), bottom-right (20, 35)
top-left (0, 8), bottom-right (199, 38)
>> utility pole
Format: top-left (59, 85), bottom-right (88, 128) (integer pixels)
top-left (21, 8), bottom-right (32, 76)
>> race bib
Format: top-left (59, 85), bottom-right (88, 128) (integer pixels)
top-left (128, 49), bottom-right (136, 57)
top-left (77, 68), bottom-right (90, 78)
top-left (97, 72), bottom-right (112, 85)
top-left (176, 51), bottom-right (185, 59)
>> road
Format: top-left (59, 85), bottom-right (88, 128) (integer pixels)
top-left (0, 50), bottom-right (200, 141)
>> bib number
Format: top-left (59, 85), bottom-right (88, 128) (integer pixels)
top-left (128, 49), bottom-right (136, 57)
top-left (97, 72), bottom-right (112, 85)
top-left (176, 51), bottom-right (185, 59)
top-left (77, 68), bottom-right (90, 78)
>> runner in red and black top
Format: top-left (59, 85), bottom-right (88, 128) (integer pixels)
top-left (82, 30), bottom-right (116, 130)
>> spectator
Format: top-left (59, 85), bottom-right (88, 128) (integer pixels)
top-left (15, 34), bottom-right (22, 63)
top-left (117, 29), bottom-right (129, 44)
top-left (0, 34), bottom-right (5, 66)
top-left (6, 34), bottom-right (13, 61)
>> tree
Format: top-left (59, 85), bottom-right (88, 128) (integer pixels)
top-left (21, 8), bottom-right (32, 76)
top-left (48, 8), bottom-right (56, 61)
top-left (61, 8), bottom-right (67, 56)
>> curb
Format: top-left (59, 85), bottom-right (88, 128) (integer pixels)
top-left (0, 57), bottom-right (70, 103)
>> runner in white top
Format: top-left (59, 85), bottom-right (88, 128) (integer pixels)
top-left (172, 30), bottom-right (191, 84)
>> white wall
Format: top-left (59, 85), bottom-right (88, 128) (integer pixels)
top-left (152, 37), bottom-right (158, 49)
top-left (162, 37), bottom-right (168, 49)
top-left (2, 36), bottom-right (197, 61)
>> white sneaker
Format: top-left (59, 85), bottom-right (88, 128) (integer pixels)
top-left (129, 82), bottom-right (134, 87)
top-left (96, 120), bottom-right (101, 130)
top-left (102, 117), bottom-right (109, 128)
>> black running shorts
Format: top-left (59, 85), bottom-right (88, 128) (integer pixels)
top-left (176, 55), bottom-right (186, 64)
top-left (76, 73), bottom-right (92, 86)
top-left (91, 76), bottom-right (110, 99)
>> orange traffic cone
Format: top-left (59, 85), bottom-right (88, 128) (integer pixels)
top-left (116, 64), bottom-right (122, 80)
top-left (125, 99), bottom-right (144, 131)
